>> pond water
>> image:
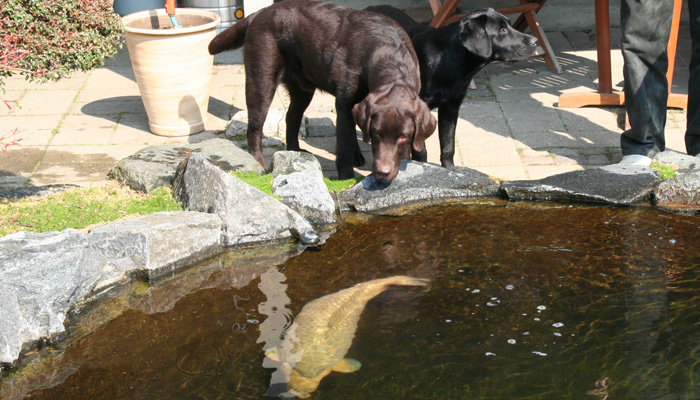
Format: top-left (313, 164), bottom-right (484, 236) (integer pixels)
top-left (2, 203), bottom-right (700, 399)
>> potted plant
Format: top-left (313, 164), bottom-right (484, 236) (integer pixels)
top-left (122, 6), bottom-right (220, 136)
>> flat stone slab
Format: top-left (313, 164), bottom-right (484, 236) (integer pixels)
top-left (107, 138), bottom-right (264, 193)
top-left (500, 164), bottom-right (660, 205)
top-left (339, 161), bottom-right (500, 214)
top-left (88, 211), bottom-right (225, 283)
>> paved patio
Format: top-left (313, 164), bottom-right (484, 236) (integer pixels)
top-left (0, 3), bottom-right (693, 188)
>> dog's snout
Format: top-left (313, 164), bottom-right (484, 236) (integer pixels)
top-left (374, 163), bottom-right (392, 178)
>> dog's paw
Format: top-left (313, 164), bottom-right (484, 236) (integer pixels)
top-left (441, 159), bottom-right (455, 169)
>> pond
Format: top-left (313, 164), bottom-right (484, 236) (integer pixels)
top-left (2, 203), bottom-right (700, 399)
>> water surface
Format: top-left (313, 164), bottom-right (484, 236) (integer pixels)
top-left (2, 203), bottom-right (699, 399)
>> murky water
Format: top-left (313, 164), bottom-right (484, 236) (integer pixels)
top-left (2, 203), bottom-right (700, 399)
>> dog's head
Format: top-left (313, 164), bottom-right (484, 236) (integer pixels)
top-left (458, 8), bottom-right (538, 62)
top-left (353, 85), bottom-right (436, 182)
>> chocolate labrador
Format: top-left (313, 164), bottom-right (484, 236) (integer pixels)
top-left (366, 6), bottom-right (538, 168)
top-left (208, 0), bottom-right (436, 181)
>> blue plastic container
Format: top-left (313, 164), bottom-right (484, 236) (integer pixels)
top-left (113, 0), bottom-right (166, 17)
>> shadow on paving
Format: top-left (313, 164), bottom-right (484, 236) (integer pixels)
top-left (1, 148), bottom-right (119, 199)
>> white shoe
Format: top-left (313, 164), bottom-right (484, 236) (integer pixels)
top-left (619, 154), bottom-right (653, 166)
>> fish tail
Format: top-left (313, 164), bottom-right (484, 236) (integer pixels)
top-left (351, 276), bottom-right (429, 301)
top-left (380, 275), bottom-right (430, 287)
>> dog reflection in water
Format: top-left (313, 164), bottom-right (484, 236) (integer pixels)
top-left (265, 276), bottom-right (429, 398)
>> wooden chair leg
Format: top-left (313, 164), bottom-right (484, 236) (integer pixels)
top-left (522, 9), bottom-right (562, 73)
top-left (514, 0), bottom-right (547, 31)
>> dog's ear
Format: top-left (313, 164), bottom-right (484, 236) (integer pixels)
top-left (459, 13), bottom-right (492, 59)
top-left (411, 100), bottom-right (436, 152)
top-left (352, 95), bottom-right (375, 143)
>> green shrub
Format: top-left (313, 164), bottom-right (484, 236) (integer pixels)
top-left (0, 0), bottom-right (124, 84)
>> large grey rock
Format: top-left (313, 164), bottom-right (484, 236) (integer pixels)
top-left (0, 229), bottom-right (103, 364)
top-left (654, 150), bottom-right (700, 172)
top-left (107, 138), bottom-right (264, 193)
top-left (338, 161), bottom-right (500, 213)
top-left (653, 169), bottom-right (700, 214)
top-left (270, 151), bottom-right (324, 180)
top-left (88, 211), bottom-right (225, 282)
top-left (272, 172), bottom-right (337, 226)
top-left (0, 287), bottom-right (22, 365)
top-left (500, 164), bottom-right (660, 205)
top-left (173, 153), bottom-right (315, 246)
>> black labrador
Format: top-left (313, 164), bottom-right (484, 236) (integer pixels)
top-left (366, 6), bottom-right (538, 168)
top-left (208, 0), bottom-right (436, 181)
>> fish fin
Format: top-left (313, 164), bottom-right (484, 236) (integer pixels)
top-left (332, 358), bottom-right (361, 373)
top-left (265, 347), bottom-right (281, 362)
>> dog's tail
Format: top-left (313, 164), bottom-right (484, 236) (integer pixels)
top-left (208, 12), bottom-right (256, 55)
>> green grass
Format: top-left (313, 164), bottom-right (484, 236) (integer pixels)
top-left (0, 185), bottom-right (182, 237)
top-left (650, 162), bottom-right (678, 180)
top-left (324, 176), bottom-right (363, 192)
top-left (232, 171), bottom-right (276, 198)
top-left (0, 172), bottom-right (363, 237)
top-left (233, 171), bottom-right (362, 196)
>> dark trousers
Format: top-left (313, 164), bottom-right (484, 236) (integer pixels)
top-left (621, 0), bottom-right (700, 157)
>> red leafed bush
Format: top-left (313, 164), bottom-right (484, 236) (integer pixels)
top-left (0, 0), bottom-right (124, 84)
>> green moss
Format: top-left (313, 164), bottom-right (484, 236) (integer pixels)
top-left (649, 162), bottom-right (678, 180)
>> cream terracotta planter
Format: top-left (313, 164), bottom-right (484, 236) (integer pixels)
top-left (123, 9), bottom-right (221, 136)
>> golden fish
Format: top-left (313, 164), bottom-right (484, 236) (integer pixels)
top-left (265, 275), bottom-right (428, 398)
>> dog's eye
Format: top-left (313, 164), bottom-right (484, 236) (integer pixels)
top-left (397, 136), bottom-right (407, 143)
top-left (499, 27), bottom-right (508, 35)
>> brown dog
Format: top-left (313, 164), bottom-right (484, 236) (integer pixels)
top-left (208, 0), bottom-right (436, 181)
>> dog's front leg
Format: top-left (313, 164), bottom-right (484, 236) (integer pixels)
top-left (411, 144), bottom-right (428, 162)
top-left (335, 106), bottom-right (358, 180)
top-left (437, 104), bottom-right (459, 168)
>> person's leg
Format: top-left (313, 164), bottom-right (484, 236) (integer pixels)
top-left (686, 0), bottom-right (700, 156)
top-left (620, 0), bottom-right (674, 159)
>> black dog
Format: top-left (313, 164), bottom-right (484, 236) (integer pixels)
top-left (366, 6), bottom-right (538, 168)
top-left (208, 0), bottom-right (436, 181)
